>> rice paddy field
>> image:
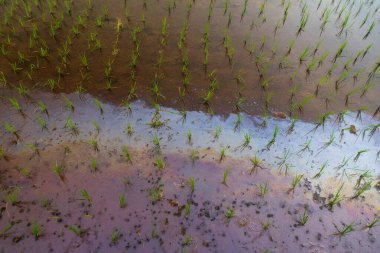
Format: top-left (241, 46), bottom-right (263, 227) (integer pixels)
top-left (0, 0), bottom-right (379, 252)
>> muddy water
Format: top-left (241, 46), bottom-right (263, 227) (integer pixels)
top-left (0, 87), bottom-right (379, 252)
top-left (0, 0), bottom-right (379, 121)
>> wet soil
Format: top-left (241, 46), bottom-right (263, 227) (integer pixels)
top-left (0, 0), bottom-right (379, 121)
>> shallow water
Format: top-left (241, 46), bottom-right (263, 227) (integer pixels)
top-left (1, 0), bottom-right (380, 252)
top-left (1, 144), bottom-right (379, 253)
top-left (1, 88), bottom-right (379, 194)
top-left (0, 88), bottom-right (379, 252)
top-left (0, 0), bottom-right (379, 120)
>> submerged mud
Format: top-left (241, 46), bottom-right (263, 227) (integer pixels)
top-left (0, 0), bottom-right (379, 121)
top-left (1, 143), bottom-right (379, 253)
top-left (0, 88), bottom-right (379, 252)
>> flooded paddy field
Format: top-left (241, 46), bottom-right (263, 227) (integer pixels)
top-left (0, 0), bottom-right (379, 119)
top-left (0, 88), bottom-right (379, 252)
top-left (0, 0), bottom-right (380, 252)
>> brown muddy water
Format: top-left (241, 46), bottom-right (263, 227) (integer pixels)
top-left (0, 0), bottom-right (379, 121)
top-left (1, 0), bottom-right (380, 252)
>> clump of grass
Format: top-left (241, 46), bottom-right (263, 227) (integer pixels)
top-left (353, 149), bottom-right (369, 162)
top-left (261, 220), bottom-right (272, 231)
top-left (184, 202), bottom-right (191, 218)
top-left (234, 96), bottom-right (245, 112)
top-left (277, 149), bottom-right (291, 171)
top-left (222, 168), bottom-right (230, 185)
top-left (161, 16), bottom-right (168, 44)
top-left (190, 150), bottom-right (199, 165)
top-left (52, 162), bottom-right (64, 181)
top-left (125, 123), bottom-right (133, 137)
top-left (363, 21), bottom-right (375, 40)
top-left (267, 126), bottom-right (278, 149)
top-left (219, 146), bottom-right (226, 163)
top-left (149, 186), bottom-right (164, 202)
top-left (297, 209), bottom-right (309, 226)
top-left (89, 138), bottom-right (99, 152)
top-left (241, 0), bottom-right (248, 19)
top-left (316, 132), bottom-right (335, 154)
top-left (298, 139), bottom-right (312, 154)
top-left (354, 171), bottom-right (372, 189)
top-left (110, 229), bottom-right (122, 245)
top-left (38, 100), bottom-right (49, 116)
top-left (26, 143), bottom-right (40, 157)
top-left (188, 177), bottom-right (195, 194)
top-left (68, 225), bottom-right (84, 237)
top-left (94, 98), bottom-right (104, 114)
top-left (183, 234), bottom-right (192, 246)
top-left (154, 157), bottom-right (166, 171)
top-left (203, 89), bottom-right (213, 106)
top-left (9, 98), bottom-right (23, 114)
top-left (28, 219), bottom-right (43, 239)
top-left (225, 207), bottom-right (235, 220)
top-left (10, 62), bottom-right (22, 73)
top-left (6, 188), bottom-right (20, 206)
top-left (313, 162), bottom-right (328, 178)
top-left (0, 71), bottom-right (7, 86)
top-left (121, 145), bottom-right (133, 164)
top-left (147, 114), bottom-right (165, 129)
top-left (365, 215), bottom-right (380, 229)
top-left (311, 111), bottom-right (332, 132)
top-left (298, 46), bottom-right (309, 63)
top-left (41, 197), bottom-right (50, 208)
top-left (150, 224), bottom-right (158, 239)
top-left (80, 189), bottom-right (92, 206)
top-left (90, 157), bottom-right (97, 172)
top-left (287, 117), bottom-right (298, 134)
top-left (289, 174), bottom-right (303, 192)
top-left (352, 181), bottom-right (372, 199)
top-left (0, 147), bottom-right (7, 161)
top-left (36, 115), bottom-right (47, 131)
top-left (214, 126), bottom-right (221, 139)
top-left (240, 133), bottom-right (251, 149)
top-left (0, 223), bottom-right (14, 238)
top-left (250, 155), bottom-right (262, 174)
top-left (290, 95), bottom-right (314, 114)
top-left (296, 11), bottom-right (309, 36)
top-left (152, 135), bottom-right (161, 152)
top-left (328, 184), bottom-right (344, 210)
top-left (333, 41), bottom-right (347, 63)
top-left (63, 95), bottom-right (75, 112)
top-left (65, 117), bottom-right (78, 135)
top-left (234, 113), bottom-right (242, 131)
top-left (187, 130), bottom-right (192, 144)
top-left (257, 182), bottom-right (268, 197)
top-left (318, 51), bottom-right (330, 67)
top-left (334, 222), bottom-right (354, 237)
top-left (4, 121), bottom-right (19, 140)
top-left (80, 52), bottom-right (89, 69)
top-left (119, 193), bottom-right (125, 208)
top-left (18, 167), bottom-right (31, 178)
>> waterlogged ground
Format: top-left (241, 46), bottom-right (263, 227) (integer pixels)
top-left (0, 88), bottom-right (379, 252)
top-left (0, 0), bottom-right (379, 120)
top-left (1, 0), bottom-right (380, 252)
